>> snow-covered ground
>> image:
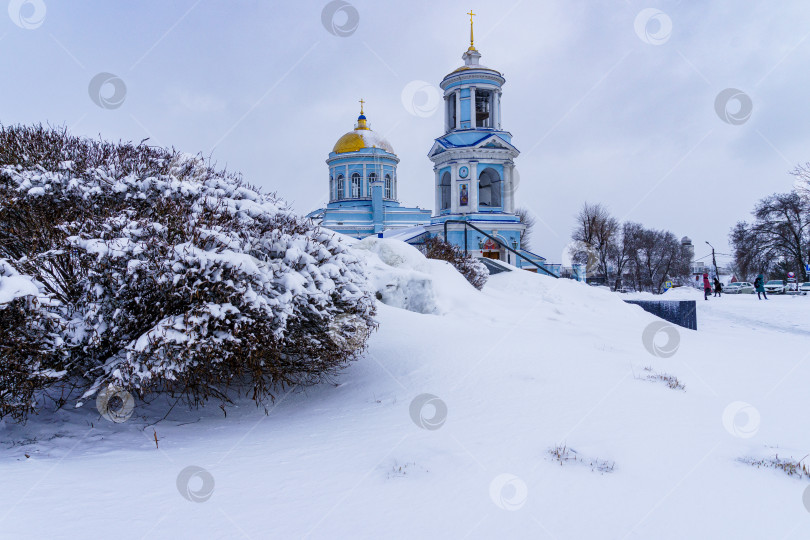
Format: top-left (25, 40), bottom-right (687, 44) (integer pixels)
top-left (2, 239), bottom-right (809, 539)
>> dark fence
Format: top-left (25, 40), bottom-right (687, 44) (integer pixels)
top-left (624, 300), bottom-right (698, 330)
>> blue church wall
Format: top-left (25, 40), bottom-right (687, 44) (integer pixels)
top-left (371, 183), bottom-right (383, 232)
top-left (385, 212), bottom-right (428, 222)
top-left (328, 158), bottom-right (398, 202)
top-left (329, 165), bottom-right (396, 179)
top-left (460, 101), bottom-right (471, 124)
top-left (322, 203), bottom-right (432, 239)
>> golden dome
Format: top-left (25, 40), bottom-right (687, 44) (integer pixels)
top-left (449, 64), bottom-right (501, 76)
top-left (332, 109), bottom-right (395, 154)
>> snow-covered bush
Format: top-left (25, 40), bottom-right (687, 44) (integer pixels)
top-left (0, 261), bottom-right (67, 421)
top-left (0, 125), bottom-right (375, 421)
top-left (422, 236), bottom-right (488, 290)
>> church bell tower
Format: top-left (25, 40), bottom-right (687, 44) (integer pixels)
top-left (425, 12), bottom-right (527, 264)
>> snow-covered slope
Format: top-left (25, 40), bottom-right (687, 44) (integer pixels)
top-left (2, 239), bottom-right (809, 539)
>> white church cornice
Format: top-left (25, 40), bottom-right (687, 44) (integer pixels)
top-left (326, 151), bottom-right (400, 166)
top-left (441, 70), bottom-right (505, 90)
top-left (430, 150), bottom-right (516, 167)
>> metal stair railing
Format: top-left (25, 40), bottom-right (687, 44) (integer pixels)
top-left (442, 219), bottom-right (559, 278)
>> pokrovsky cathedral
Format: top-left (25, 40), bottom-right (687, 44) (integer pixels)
top-left (308, 14), bottom-right (555, 274)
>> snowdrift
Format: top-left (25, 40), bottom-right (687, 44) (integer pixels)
top-left (352, 236), bottom-right (482, 315)
top-left (2, 208), bottom-right (810, 537)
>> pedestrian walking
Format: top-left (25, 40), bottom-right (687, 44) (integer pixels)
top-left (754, 274), bottom-right (768, 300)
top-left (714, 277), bottom-right (722, 297)
top-left (703, 272), bottom-right (712, 301)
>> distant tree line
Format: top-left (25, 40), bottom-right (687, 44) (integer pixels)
top-left (570, 203), bottom-right (693, 293)
top-left (730, 166), bottom-right (810, 282)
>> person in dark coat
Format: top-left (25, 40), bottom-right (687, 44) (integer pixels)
top-left (713, 277), bottom-right (722, 297)
top-left (702, 272), bottom-right (711, 300)
top-left (754, 274), bottom-right (768, 300)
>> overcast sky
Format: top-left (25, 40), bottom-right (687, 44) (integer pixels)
top-left (3, 0), bottom-right (809, 266)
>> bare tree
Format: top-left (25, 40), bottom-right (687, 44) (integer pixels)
top-left (730, 191), bottom-right (810, 281)
top-left (729, 222), bottom-right (769, 281)
top-left (571, 203), bottom-right (618, 283)
top-left (515, 207), bottom-right (536, 251)
top-left (570, 203), bottom-right (692, 292)
top-left (791, 163), bottom-right (810, 201)
top-left (608, 222), bottom-right (639, 290)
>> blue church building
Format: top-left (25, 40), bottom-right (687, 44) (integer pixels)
top-left (310, 14), bottom-right (555, 274)
top-left (307, 103), bottom-right (431, 237)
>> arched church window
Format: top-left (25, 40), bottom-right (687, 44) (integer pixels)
top-left (475, 90), bottom-right (492, 128)
top-left (478, 168), bottom-right (502, 208)
top-left (367, 172), bottom-right (377, 197)
top-left (351, 173), bottom-right (361, 198)
top-left (384, 175), bottom-right (392, 199)
top-left (446, 93), bottom-right (457, 130)
top-left (440, 172), bottom-right (451, 210)
top-left (336, 174), bottom-right (344, 199)
top-left (329, 176), bottom-right (334, 201)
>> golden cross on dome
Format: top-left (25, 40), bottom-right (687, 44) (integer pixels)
top-left (359, 98), bottom-right (365, 115)
top-left (467, 10), bottom-right (476, 50)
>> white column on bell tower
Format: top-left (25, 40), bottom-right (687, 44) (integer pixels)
top-left (493, 90), bottom-right (500, 129)
top-left (504, 162), bottom-right (515, 213)
top-left (469, 86), bottom-right (476, 128)
top-left (455, 91), bottom-right (461, 130)
top-left (444, 96), bottom-right (450, 133)
top-left (434, 169), bottom-right (442, 216)
top-left (450, 162), bottom-right (459, 214)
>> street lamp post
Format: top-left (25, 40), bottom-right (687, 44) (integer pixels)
top-left (705, 241), bottom-right (719, 280)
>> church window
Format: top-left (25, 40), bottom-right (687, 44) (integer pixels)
top-left (440, 172), bottom-right (451, 210)
top-left (475, 90), bottom-right (492, 128)
top-left (478, 168), bottom-right (502, 208)
top-left (384, 175), bottom-right (392, 199)
top-left (336, 174), bottom-right (344, 199)
top-left (367, 172), bottom-right (377, 197)
top-left (351, 173), bottom-right (361, 198)
top-left (329, 176), bottom-right (334, 201)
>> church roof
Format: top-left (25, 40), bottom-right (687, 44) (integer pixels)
top-left (433, 132), bottom-right (514, 149)
top-left (332, 107), bottom-right (395, 154)
top-left (333, 128), bottom-right (395, 154)
top-left (448, 64), bottom-right (501, 76)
